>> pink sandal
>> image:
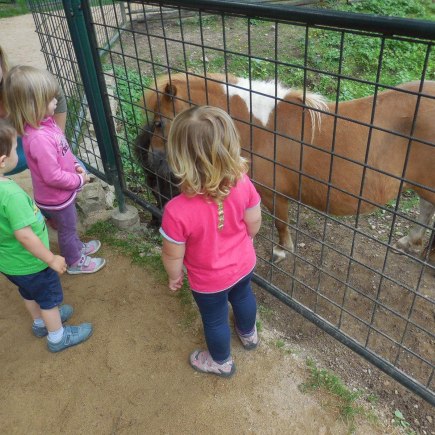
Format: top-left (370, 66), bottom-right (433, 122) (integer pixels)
top-left (189, 350), bottom-right (235, 377)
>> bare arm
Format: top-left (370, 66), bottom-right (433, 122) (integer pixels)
top-left (244, 203), bottom-right (262, 238)
top-left (162, 238), bottom-right (186, 291)
top-left (14, 226), bottom-right (67, 274)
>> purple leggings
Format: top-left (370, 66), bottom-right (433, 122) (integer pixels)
top-left (42, 202), bottom-right (83, 266)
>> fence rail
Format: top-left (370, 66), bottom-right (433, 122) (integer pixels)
top-left (28, 0), bottom-right (435, 404)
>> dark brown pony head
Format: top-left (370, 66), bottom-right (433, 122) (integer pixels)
top-left (135, 73), bottom-right (229, 210)
top-left (142, 74), bottom-right (194, 174)
top-left (134, 74), bottom-right (195, 213)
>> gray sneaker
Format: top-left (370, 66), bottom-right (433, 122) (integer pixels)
top-left (32, 304), bottom-right (74, 337)
top-left (67, 255), bottom-right (106, 275)
top-left (236, 324), bottom-right (259, 350)
top-left (189, 350), bottom-right (235, 378)
top-left (81, 240), bottom-right (101, 256)
top-left (47, 323), bottom-right (93, 352)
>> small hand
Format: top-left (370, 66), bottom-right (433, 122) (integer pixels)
top-left (80, 173), bottom-right (90, 184)
top-left (168, 273), bottom-right (184, 292)
top-left (76, 165), bottom-right (86, 175)
top-left (76, 166), bottom-right (90, 184)
top-left (48, 255), bottom-right (67, 275)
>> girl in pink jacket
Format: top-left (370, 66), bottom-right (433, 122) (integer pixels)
top-left (4, 66), bottom-right (105, 274)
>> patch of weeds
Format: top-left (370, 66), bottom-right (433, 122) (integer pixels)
top-left (258, 303), bottom-right (273, 321)
top-left (269, 336), bottom-right (295, 355)
top-left (393, 410), bottom-right (416, 435)
top-left (275, 339), bottom-right (285, 349)
top-left (86, 219), bottom-right (162, 266)
top-left (103, 64), bottom-right (150, 172)
top-left (185, 13), bottom-right (220, 28)
top-left (256, 319), bottom-right (263, 333)
top-left (390, 190), bottom-right (420, 213)
top-left (299, 358), bottom-right (376, 432)
top-left (0, 0), bottom-right (28, 18)
top-left (372, 190), bottom-right (419, 220)
top-left (304, 217), bottom-right (318, 231)
top-left (366, 393), bottom-right (379, 405)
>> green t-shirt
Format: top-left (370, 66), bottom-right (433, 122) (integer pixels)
top-left (0, 179), bottom-right (50, 275)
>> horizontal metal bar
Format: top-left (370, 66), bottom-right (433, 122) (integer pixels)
top-left (135, 0), bottom-right (435, 40)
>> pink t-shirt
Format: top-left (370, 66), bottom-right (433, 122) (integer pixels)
top-left (160, 174), bottom-right (261, 293)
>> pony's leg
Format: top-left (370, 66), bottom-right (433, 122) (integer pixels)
top-left (393, 197), bottom-right (435, 255)
top-left (262, 194), bottom-right (294, 263)
top-left (272, 218), bottom-right (295, 263)
top-left (422, 227), bottom-right (435, 267)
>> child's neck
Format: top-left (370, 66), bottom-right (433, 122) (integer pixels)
top-left (0, 172), bottom-right (10, 181)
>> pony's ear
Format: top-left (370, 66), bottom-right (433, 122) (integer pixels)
top-left (164, 82), bottom-right (177, 100)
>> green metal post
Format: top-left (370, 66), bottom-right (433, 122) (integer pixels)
top-left (62, 0), bottom-right (126, 213)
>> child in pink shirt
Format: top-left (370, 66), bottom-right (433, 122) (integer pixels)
top-left (160, 106), bottom-right (262, 377)
top-left (4, 65), bottom-right (105, 274)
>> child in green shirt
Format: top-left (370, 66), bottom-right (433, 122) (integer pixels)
top-left (0, 119), bottom-right (93, 352)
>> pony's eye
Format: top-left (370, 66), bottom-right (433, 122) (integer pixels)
top-left (154, 120), bottom-right (162, 129)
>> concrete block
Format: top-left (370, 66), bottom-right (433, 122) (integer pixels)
top-left (76, 181), bottom-right (107, 214)
top-left (111, 204), bottom-right (140, 230)
top-left (80, 209), bottom-right (113, 231)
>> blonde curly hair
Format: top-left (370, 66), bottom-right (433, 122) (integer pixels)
top-left (0, 45), bottom-right (10, 111)
top-left (167, 105), bottom-right (248, 201)
top-left (3, 65), bottom-right (59, 135)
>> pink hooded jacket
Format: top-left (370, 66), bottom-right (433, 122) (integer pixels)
top-left (23, 117), bottom-right (85, 210)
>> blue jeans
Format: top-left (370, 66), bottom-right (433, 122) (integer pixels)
top-left (3, 268), bottom-right (63, 310)
top-left (192, 271), bottom-right (257, 363)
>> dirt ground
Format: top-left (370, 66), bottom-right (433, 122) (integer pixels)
top-left (0, 14), bottom-right (434, 435)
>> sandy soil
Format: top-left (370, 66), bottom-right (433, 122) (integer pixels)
top-left (0, 14), bottom-right (430, 435)
top-left (1, 248), bottom-right (387, 435)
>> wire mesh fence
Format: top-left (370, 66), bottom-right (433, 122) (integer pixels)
top-left (27, 0), bottom-right (434, 403)
top-left (28, 0), bottom-right (128, 181)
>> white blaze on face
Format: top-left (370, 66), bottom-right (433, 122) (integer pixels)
top-left (223, 78), bottom-right (290, 126)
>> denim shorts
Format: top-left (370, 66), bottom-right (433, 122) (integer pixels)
top-left (3, 267), bottom-right (63, 310)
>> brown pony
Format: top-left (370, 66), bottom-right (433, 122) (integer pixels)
top-left (136, 73), bottom-right (435, 263)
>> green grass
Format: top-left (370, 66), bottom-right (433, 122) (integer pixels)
top-left (258, 303), bottom-right (274, 320)
top-left (374, 189), bottom-right (420, 218)
top-left (318, 0), bottom-right (434, 20)
top-left (387, 190), bottom-right (420, 213)
top-left (0, 0), bottom-right (28, 18)
top-left (275, 339), bottom-right (285, 349)
top-left (176, 1), bottom-right (434, 102)
top-left (299, 358), bottom-right (376, 432)
top-left (65, 93), bottom-right (86, 152)
top-left (103, 64), bottom-right (158, 202)
top-left (392, 409), bottom-right (416, 435)
top-left (256, 319), bottom-right (263, 333)
top-left (86, 220), bottom-right (162, 270)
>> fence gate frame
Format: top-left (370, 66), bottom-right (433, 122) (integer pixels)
top-left (28, 0), bottom-right (435, 404)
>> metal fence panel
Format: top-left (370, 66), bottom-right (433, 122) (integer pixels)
top-left (27, 0), bottom-right (435, 404)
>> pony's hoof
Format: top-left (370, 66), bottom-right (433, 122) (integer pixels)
top-left (391, 242), bottom-right (407, 256)
top-left (422, 245), bottom-right (435, 265)
top-left (272, 248), bottom-right (287, 264)
top-left (392, 236), bottom-right (422, 256)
